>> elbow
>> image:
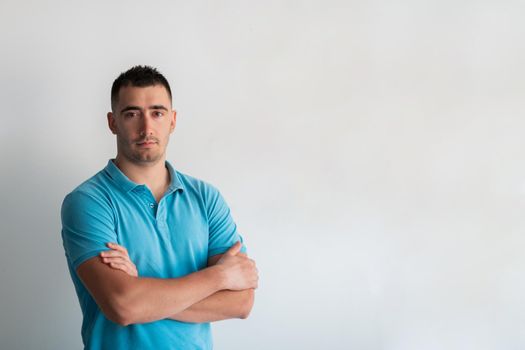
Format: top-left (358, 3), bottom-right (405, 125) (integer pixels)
top-left (238, 289), bottom-right (255, 320)
top-left (105, 302), bottom-right (139, 326)
top-left (111, 309), bottom-right (136, 327)
top-left (238, 310), bottom-right (251, 320)
top-left (100, 292), bottom-right (140, 326)
top-left (103, 304), bottom-right (135, 326)
top-left (107, 312), bottom-right (132, 327)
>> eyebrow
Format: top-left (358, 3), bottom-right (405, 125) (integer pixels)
top-left (150, 105), bottom-right (169, 111)
top-left (120, 105), bottom-right (169, 114)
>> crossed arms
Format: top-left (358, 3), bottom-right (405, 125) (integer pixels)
top-left (76, 241), bottom-right (258, 326)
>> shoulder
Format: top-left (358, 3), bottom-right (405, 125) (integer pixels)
top-left (172, 169), bottom-right (230, 216)
top-left (61, 169), bottom-right (115, 216)
top-left (174, 169), bottom-right (221, 199)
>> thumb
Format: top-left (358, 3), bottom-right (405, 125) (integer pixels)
top-left (225, 241), bottom-right (242, 256)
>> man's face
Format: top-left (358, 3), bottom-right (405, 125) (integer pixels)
top-left (107, 84), bottom-right (176, 165)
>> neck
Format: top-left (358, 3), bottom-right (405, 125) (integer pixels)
top-left (114, 155), bottom-right (170, 202)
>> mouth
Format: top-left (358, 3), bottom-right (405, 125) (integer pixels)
top-left (136, 141), bottom-right (158, 147)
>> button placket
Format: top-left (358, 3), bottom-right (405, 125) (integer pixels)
top-left (135, 185), bottom-right (157, 216)
top-left (155, 200), bottom-right (168, 227)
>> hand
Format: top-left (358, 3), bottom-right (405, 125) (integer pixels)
top-left (215, 242), bottom-right (258, 291)
top-left (99, 243), bottom-right (138, 277)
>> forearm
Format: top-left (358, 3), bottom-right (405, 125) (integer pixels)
top-left (84, 243), bottom-right (258, 326)
top-left (168, 289), bottom-right (255, 323)
top-left (167, 251), bottom-right (256, 324)
top-left (79, 260), bottom-right (227, 326)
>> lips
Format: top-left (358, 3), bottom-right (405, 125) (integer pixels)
top-left (136, 141), bottom-right (157, 147)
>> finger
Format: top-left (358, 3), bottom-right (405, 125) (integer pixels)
top-left (101, 256), bottom-right (130, 266)
top-left (106, 242), bottom-right (129, 256)
top-left (107, 261), bottom-right (138, 277)
top-left (225, 241), bottom-right (242, 256)
top-left (109, 262), bottom-right (132, 274)
top-left (100, 250), bottom-right (128, 258)
top-left (106, 257), bottom-right (137, 275)
top-left (250, 279), bottom-right (258, 289)
top-left (108, 243), bottom-right (128, 253)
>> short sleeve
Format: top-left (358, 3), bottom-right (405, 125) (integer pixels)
top-left (205, 186), bottom-right (247, 258)
top-left (61, 190), bottom-right (117, 271)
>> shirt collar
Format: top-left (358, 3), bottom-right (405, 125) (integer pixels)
top-left (165, 160), bottom-right (184, 194)
top-left (104, 159), bottom-right (184, 194)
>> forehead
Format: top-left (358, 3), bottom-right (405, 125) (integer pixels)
top-left (116, 84), bottom-right (171, 108)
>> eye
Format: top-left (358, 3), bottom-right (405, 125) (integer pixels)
top-left (124, 111), bottom-right (138, 118)
top-left (153, 111), bottom-right (164, 118)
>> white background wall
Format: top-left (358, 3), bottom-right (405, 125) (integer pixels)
top-left (1, 0), bottom-right (524, 349)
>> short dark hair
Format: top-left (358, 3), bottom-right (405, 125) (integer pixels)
top-left (111, 65), bottom-right (172, 111)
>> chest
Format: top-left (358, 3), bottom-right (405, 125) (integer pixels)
top-left (112, 190), bottom-right (210, 278)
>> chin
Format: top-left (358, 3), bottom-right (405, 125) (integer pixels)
top-left (131, 153), bottom-right (162, 164)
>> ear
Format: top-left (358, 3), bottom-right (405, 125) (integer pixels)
top-left (170, 109), bottom-right (177, 133)
top-left (107, 112), bottom-right (117, 135)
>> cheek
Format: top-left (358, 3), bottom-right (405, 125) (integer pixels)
top-left (158, 132), bottom-right (169, 145)
top-left (159, 124), bottom-right (173, 139)
top-left (117, 128), bottom-right (138, 143)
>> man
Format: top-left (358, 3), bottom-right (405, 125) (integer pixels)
top-left (61, 65), bottom-right (258, 350)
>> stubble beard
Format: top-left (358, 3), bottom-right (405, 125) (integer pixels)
top-left (131, 151), bottom-right (162, 164)
top-left (118, 137), bottom-right (164, 165)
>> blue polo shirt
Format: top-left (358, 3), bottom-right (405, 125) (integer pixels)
top-left (61, 159), bottom-right (246, 350)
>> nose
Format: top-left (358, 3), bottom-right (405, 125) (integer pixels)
top-left (139, 114), bottom-right (154, 137)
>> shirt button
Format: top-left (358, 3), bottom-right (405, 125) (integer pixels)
top-left (149, 203), bottom-right (155, 208)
